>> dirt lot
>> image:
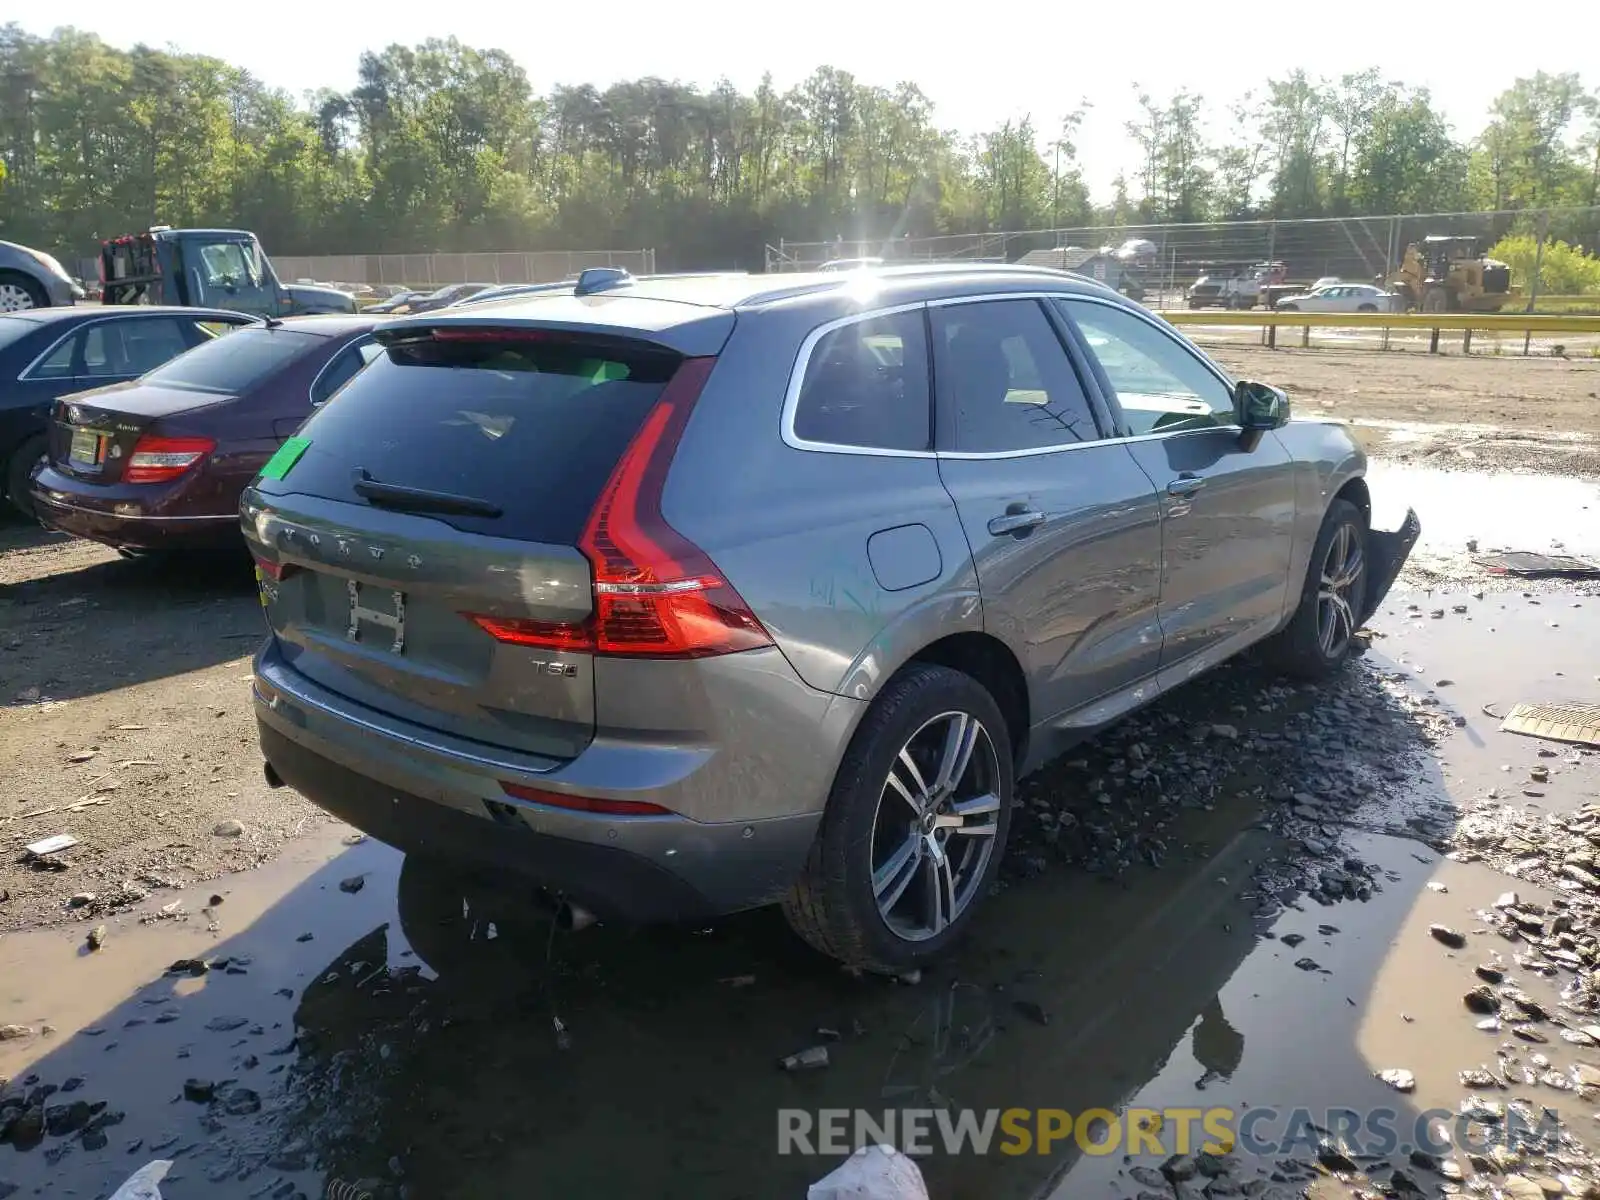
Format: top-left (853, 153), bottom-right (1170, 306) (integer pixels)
top-left (0, 532), bottom-right (322, 934)
top-left (0, 345), bottom-right (1595, 938)
top-left (1206, 343), bottom-right (1600, 476)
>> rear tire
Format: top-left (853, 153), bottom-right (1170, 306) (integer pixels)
top-left (4, 434), bottom-right (47, 517)
top-left (1262, 498), bottom-right (1368, 681)
top-left (0, 271), bottom-right (47, 313)
top-left (782, 663), bottom-right (1013, 973)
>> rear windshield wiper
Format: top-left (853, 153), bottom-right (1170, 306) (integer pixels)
top-left (351, 468), bottom-right (503, 518)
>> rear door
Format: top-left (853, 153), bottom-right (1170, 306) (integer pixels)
top-left (1055, 297), bottom-right (1297, 676)
top-left (929, 296), bottom-right (1165, 726)
top-left (244, 327), bottom-right (691, 760)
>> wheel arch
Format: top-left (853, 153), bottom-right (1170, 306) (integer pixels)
top-left (1332, 475), bottom-right (1371, 526)
top-left (897, 632), bottom-right (1031, 771)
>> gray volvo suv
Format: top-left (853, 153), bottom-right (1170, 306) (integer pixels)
top-left (243, 264), bottom-right (1418, 972)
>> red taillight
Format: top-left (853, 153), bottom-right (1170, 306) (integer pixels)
top-left (251, 553), bottom-right (298, 582)
top-left (465, 355), bottom-right (773, 660)
top-left (125, 435), bottom-right (215, 484)
top-left (500, 781), bottom-right (671, 817)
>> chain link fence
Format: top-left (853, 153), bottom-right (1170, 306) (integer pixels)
top-left (768, 208), bottom-right (1600, 307)
top-left (271, 248), bottom-right (657, 288)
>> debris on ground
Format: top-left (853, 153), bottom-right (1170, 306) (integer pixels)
top-left (107, 1160), bottom-right (171, 1200)
top-left (23, 834), bottom-right (78, 860)
top-left (780, 1046), bottom-right (830, 1071)
top-left (808, 1145), bottom-right (929, 1200)
top-left (1501, 701), bottom-right (1600, 748)
top-left (1474, 551), bottom-right (1600, 578)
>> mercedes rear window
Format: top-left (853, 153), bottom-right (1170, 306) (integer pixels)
top-left (0, 314), bottom-right (45, 353)
top-left (142, 326), bottom-right (320, 393)
top-left (258, 331), bottom-right (681, 542)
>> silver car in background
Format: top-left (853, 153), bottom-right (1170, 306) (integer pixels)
top-left (242, 264), bottom-right (1418, 972)
top-left (0, 239), bottom-right (83, 311)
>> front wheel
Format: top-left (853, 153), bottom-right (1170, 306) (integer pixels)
top-left (1262, 498), bottom-right (1368, 680)
top-left (1278, 303), bottom-right (1299, 312)
top-left (783, 663), bottom-right (1013, 973)
top-left (0, 272), bottom-right (47, 313)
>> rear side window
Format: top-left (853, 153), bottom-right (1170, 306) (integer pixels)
top-left (0, 315), bottom-right (43, 354)
top-left (143, 326), bottom-right (320, 392)
top-left (310, 337), bottom-right (383, 405)
top-left (261, 333), bottom-right (681, 542)
top-left (930, 299), bottom-right (1101, 452)
top-left (793, 310), bottom-right (930, 452)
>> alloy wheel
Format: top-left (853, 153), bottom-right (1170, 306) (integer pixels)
top-left (0, 283), bottom-right (36, 312)
top-left (869, 711), bottom-right (1002, 942)
top-left (1317, 523), bottom-right (1365, 658)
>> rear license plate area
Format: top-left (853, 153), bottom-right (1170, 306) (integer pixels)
top-left (346, 578), bottom-right (407, 653)
top-left (69, 427), bottom-right (108, 469)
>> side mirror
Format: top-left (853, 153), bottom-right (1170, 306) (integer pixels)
top-left (1234, 380), bottom-right (1289, 450)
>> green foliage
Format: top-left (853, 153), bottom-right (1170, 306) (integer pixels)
top-left (0, 23), bottom-right (1596, 266)
top-left (1487, 234), bottom-right (1600, 294)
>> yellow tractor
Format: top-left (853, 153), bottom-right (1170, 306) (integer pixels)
top-left (1385, 235), bottom-right (1516, 313)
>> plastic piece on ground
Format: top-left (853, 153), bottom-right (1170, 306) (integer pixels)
top-left (109, 1160), bottom-right (173, 1200)
top-left (807, 1144), bottom-right (930, 1200)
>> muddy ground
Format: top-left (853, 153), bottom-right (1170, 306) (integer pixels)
top-left (2, 346), bottom-right (1600, 1199)
top-left (1209, 343), bottom-right (1600, 478)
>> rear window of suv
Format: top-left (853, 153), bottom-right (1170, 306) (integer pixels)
top-left (143, 326), bottom-right (319, 392)
top-left (258, 331), bottom-right (681, 542)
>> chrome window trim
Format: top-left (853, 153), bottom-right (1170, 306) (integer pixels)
top-left (308, 333), bottom-right (380, 407)
top-left (18, 312), bottom-right (248, 383)
top-left (779, 300), bottom-right (936, 459)
top-left (780, 289), bottom-right (1245, 462)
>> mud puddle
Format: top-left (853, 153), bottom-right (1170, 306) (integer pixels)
top-left (1368, 461), bottom-right (1600, 572)
top-left (1055, 833), bottom-right (1600, 1199)
top-left (3, 571), bottom-right (1597, 1198)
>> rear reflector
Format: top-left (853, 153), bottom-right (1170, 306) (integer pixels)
top-left (125, 434), bottom-right (214, 483)
top-left (500, 781), bottom-right (671, 817)
top-left (466, 355), bottom-right (775, 660)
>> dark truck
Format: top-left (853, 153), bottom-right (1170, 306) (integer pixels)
top-left (100, 228), bottom-right (355, 318)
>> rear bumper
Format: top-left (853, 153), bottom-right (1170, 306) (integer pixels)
top-left (30, 465), bottom-right (239, 550)
top-left (253, 641), bottom-right (852, 922)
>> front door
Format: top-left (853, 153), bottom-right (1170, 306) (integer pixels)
top-left (929, 297), bottom-right (1165, 729)
top-left (1055, 297), bottom-right (1298, 680)
top-left (182, 238), bottom-right (277, 316)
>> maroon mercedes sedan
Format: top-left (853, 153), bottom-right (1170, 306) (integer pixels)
top-left (31, 315), bottom-right (385, 552)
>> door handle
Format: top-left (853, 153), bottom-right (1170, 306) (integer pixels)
top-left (987, 507), bottom-right (1046, 537)
top-left (1167, 476), bottom-right (1206, 498)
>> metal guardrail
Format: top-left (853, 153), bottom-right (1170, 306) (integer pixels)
top-left (1156, 308), bottom-right (1600, 354)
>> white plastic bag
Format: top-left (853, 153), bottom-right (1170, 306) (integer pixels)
top-left (108, 1159), bottom-right (172, 1200)
top-left (807, 1144), bottom-right (930, 1200)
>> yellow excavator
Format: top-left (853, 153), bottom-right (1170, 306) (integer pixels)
top-left (1384, 236), bottom-right (1517, 313)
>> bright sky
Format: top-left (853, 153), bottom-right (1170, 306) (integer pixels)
top-left (12, 0), bottom-right (1595, 202)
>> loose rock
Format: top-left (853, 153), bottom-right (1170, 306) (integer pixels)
top-left (1430, 924), bottom-right (1467, 949)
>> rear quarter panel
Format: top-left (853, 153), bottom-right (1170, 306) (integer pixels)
top-left (662, 303), bottom-right (982, 704)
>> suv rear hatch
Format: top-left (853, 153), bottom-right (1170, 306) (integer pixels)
top-left (244, 314), bottom-right (763, 763)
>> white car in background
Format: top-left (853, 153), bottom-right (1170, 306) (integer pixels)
top-left (1275, 283), bottom-right (1399, 313)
